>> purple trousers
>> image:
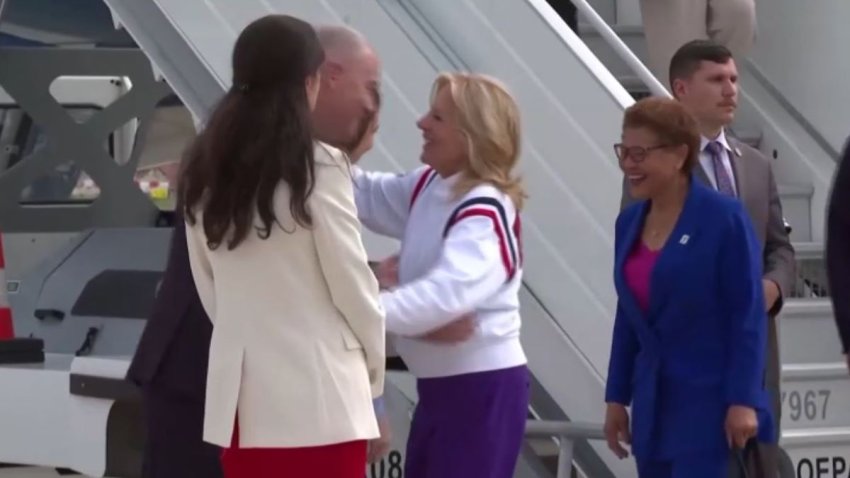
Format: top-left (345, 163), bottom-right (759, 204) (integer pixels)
top-left (405, 365), bottom-right (530, 478)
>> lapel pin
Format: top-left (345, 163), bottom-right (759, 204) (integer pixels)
top-left (734, 147), bottom-right (743, 157)
top-left (679, 234), bottom-right (690, 245)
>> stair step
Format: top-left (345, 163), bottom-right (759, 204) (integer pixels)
top-left (793, 241), bottom-right (824, 260)
top-left (526, 437), bottom-right (559, 457)
top-left (779, 300), bottom-right (841, 365)
top-left (617, 75), bottom-right (651, 100)
top-left (781, 427), bottom-right (850, 476)
top-left (579, 24), bottom-right (649, 79)
top-left (778, 183), bottom-right (816, 198)
top-left (792, 241), bottom-right (830, 298)
top-left (783, 427), bottom-right (850, 445)
top-left (540, 454), bottom-right (579, 478)
top-left (781, 434), bottom-right (850, 476)
top-left (776, 183), bottom-right (815, 242)
top-left (781, 364), bottom-right (849, 430)
top-left (577, 23), bottom-right (645, 37)
top-left (527, 437), bottom-right (576, 477)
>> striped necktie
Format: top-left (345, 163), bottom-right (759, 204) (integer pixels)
top-left (705, 141), bottom-right (736, 197)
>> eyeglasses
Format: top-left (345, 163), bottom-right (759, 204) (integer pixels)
top-left (613, 143), bottom-right (673, 163)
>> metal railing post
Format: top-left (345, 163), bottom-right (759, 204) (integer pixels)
top-left (525, 420), bottom-right (606, 477)
top-left (556, 437), bottom-right (575, 478)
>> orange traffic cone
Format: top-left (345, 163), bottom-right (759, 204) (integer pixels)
top-left (0, 234), bottom-right (14, 340)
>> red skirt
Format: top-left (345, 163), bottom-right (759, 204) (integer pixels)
top-left (221, 420), bottom-right (367, 478)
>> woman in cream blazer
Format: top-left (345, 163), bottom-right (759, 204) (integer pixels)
top-left (180, 15), bottom-right (384, 477)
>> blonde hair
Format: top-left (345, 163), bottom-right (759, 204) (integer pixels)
top-left (431, 72), bottom-right (526, 210)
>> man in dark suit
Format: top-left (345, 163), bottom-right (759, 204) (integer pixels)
top-left (621, 40), bottom-right (796, 477)
top-left (127, 210), bottom-right (223, 478)
top-left (827, 137), bottom-right (850, 370)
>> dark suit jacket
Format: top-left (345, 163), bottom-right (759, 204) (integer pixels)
top-left (127, 211), bottom-right (212, 400)
top-left (607, 179), bottom-right (774, 460)
top-left (827, 138), bottom-right (850, 353)
top-left (620, 137), bottom-right (795, 422)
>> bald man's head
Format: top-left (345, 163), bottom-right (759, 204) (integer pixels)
top-left (312, 25), bottom-right (381, 151)
top-left (317, 25), bottom-right (369, 62)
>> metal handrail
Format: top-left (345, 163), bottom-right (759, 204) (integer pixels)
top-left (525, 420), bottom-right (606, 478)
top-left (567, 0), bottom-right (670, 99)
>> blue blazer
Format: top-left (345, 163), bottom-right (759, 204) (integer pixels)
top-left (605, 179), bottom-right (774, 460)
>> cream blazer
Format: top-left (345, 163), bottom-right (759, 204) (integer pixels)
top-left (185, 142), bottom-right (386, 448)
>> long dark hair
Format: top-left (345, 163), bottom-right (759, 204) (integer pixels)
top-left (180, 15), bottom-right (325, 250)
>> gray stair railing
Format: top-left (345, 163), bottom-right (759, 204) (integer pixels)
top-left (525, 420), bottom-right (606, 478)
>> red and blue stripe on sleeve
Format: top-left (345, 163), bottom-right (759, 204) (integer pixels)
top-left (443, 197), bottom-right (522, 281)
top-left (409, 168), bottom-right (438, 210)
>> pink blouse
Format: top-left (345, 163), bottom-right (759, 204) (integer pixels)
top-left (624, 241), bottom-right (661, 313)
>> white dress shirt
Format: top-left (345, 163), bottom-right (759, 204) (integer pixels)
top-left (699, 129), bottom-right (738, 196)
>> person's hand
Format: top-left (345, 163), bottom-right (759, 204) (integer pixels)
top-left (422, 315), bottom-right (477, 343)
top-left (763, 279), bottom-right (780, 313)
top-left (376, 255), bottom-right (399, 290)
top-left (367, 413), bottom-right (392, 464)
top-left (604, 403), bottom-right (631, 459)
top-left (725, 405), bottom-right (758, 449)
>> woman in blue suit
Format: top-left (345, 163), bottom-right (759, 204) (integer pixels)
top-left (604, 97), bottom-right (774, 477)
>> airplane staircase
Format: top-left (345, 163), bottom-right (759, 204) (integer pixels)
top-left (100, 0), bottom-right (848, 476)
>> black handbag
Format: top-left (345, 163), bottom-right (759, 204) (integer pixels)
top-left (735, 439), bottom-right (769, 478)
